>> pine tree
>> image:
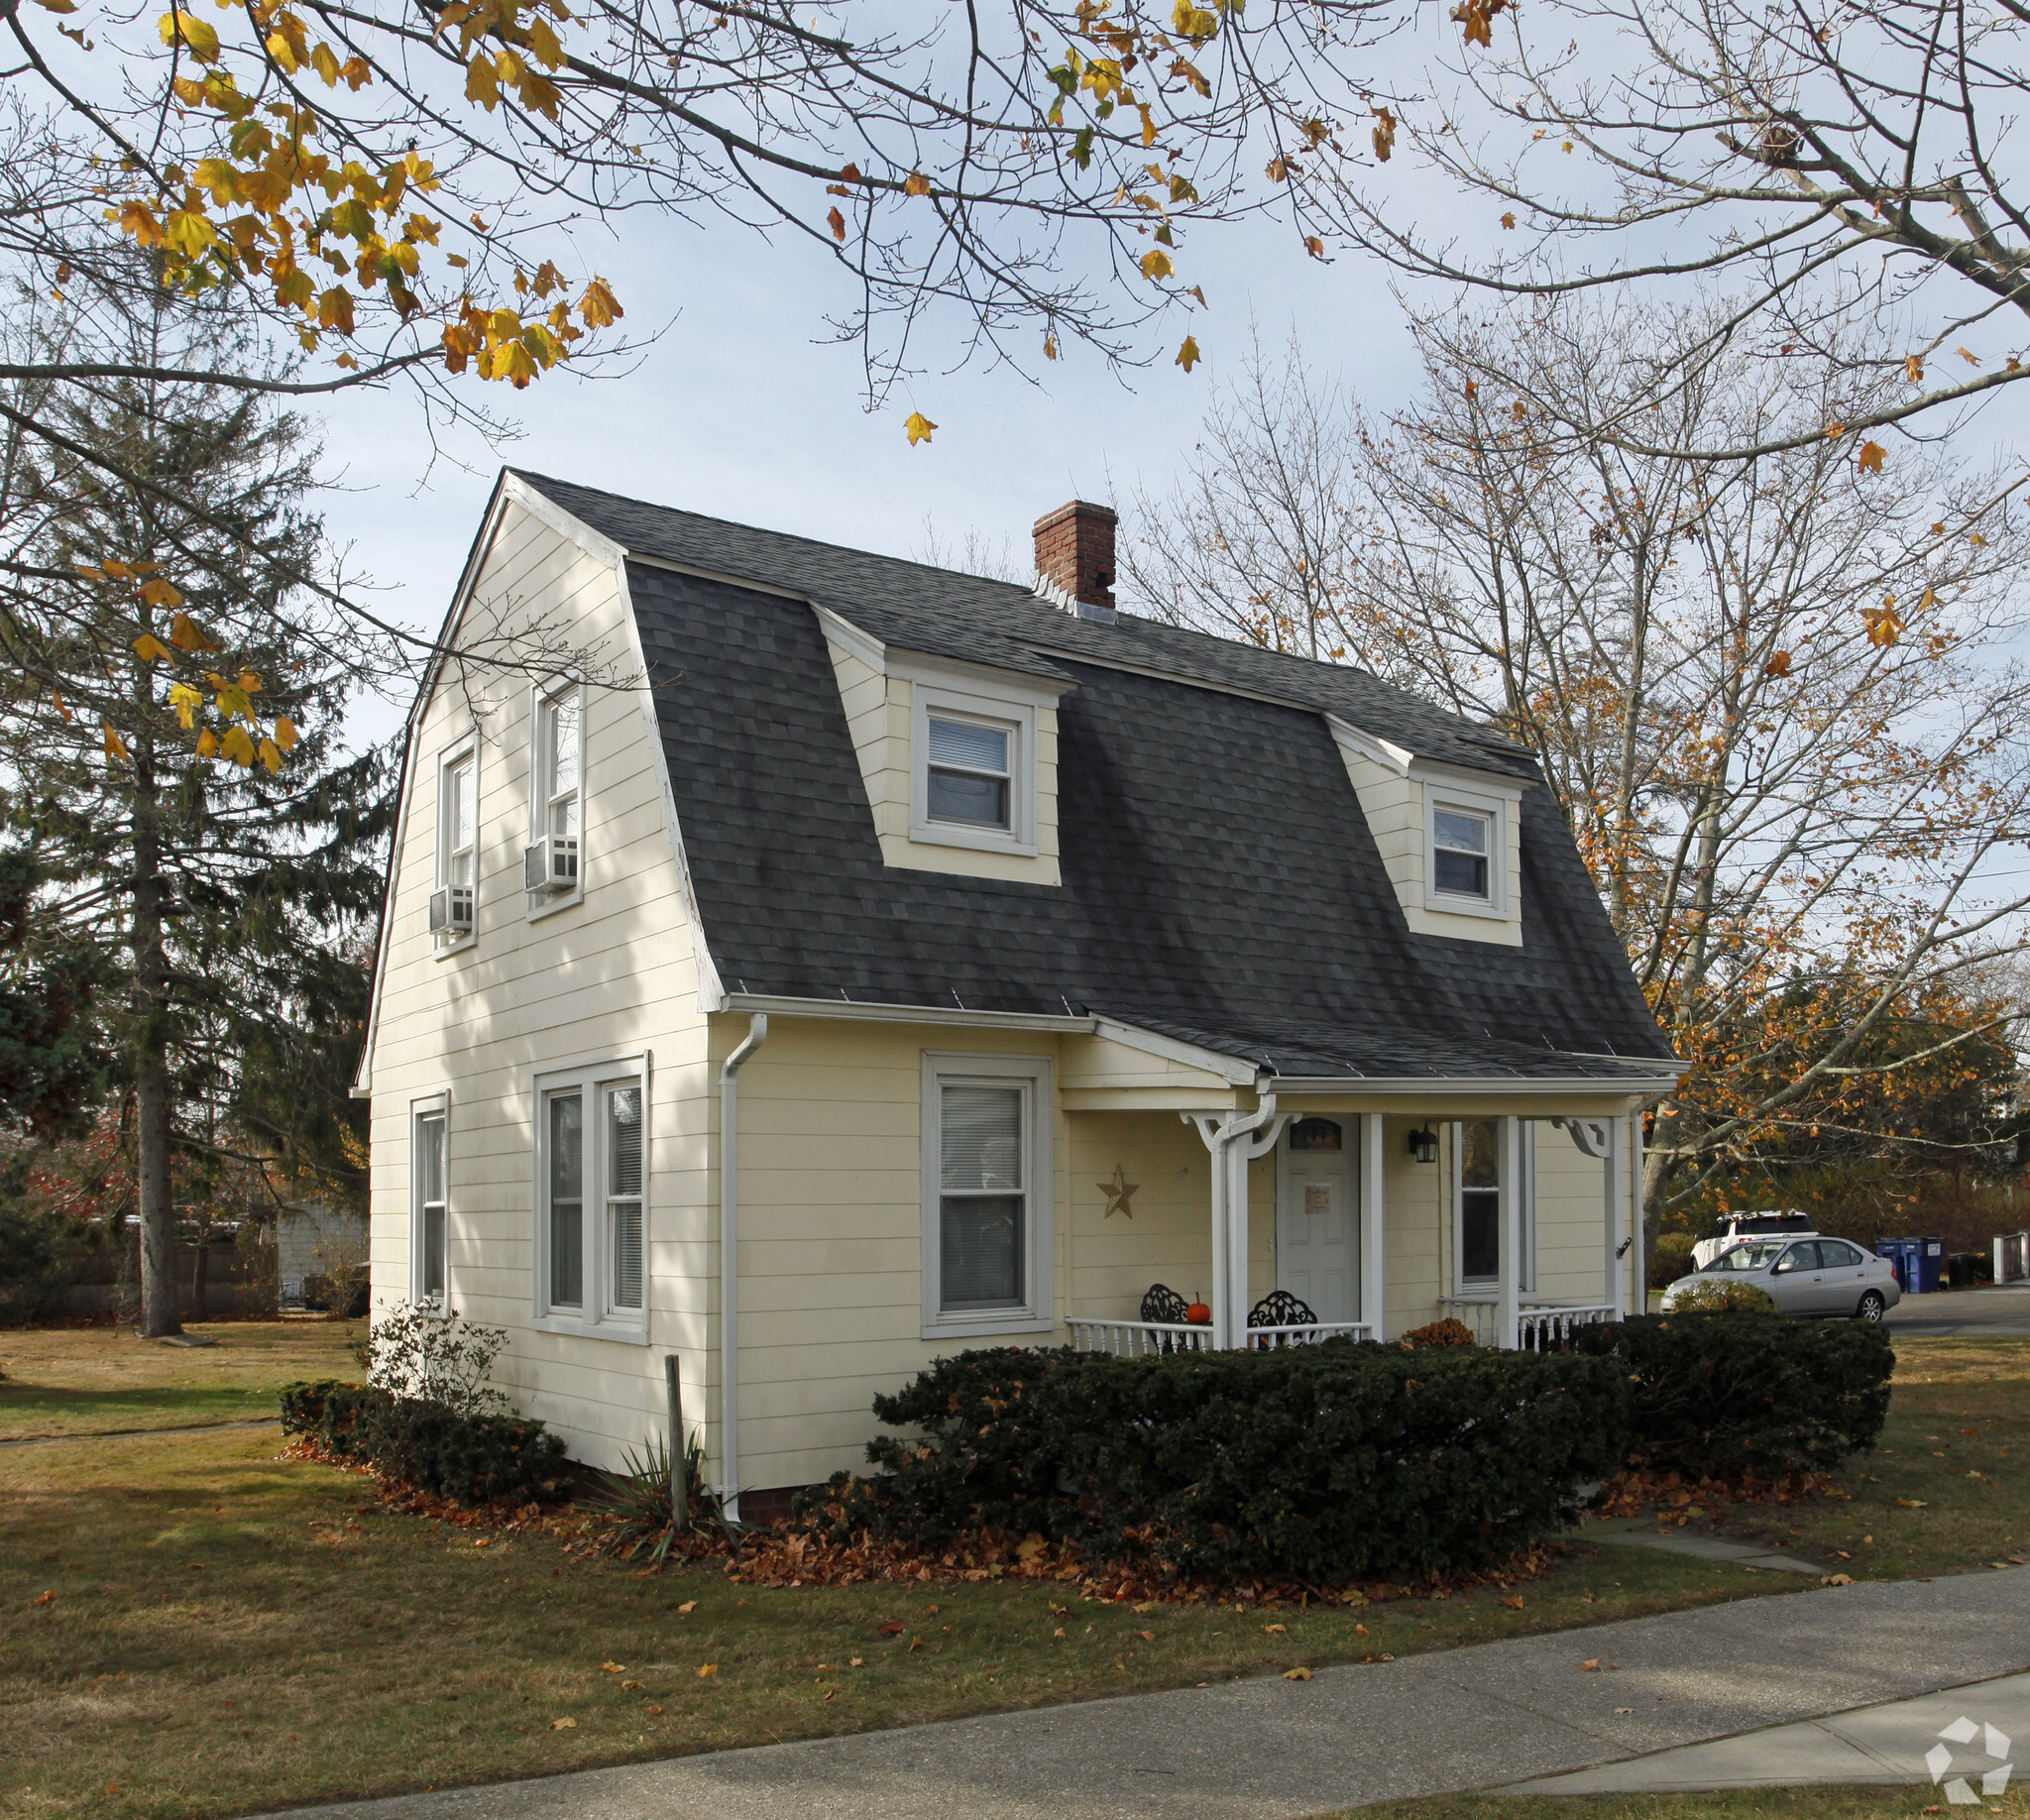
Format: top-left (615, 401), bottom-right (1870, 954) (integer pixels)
top-left (0, 296), bottom-right (391, 1335)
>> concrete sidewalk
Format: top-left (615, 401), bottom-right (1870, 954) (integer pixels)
top-left (257, 1567), bottom-right (2030, 1820)
top-left (1514, 1671), bottom-right (2029, 1796)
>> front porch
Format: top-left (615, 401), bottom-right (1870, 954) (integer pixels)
top-left (1061, 1099), bottom-right (1643, 1354)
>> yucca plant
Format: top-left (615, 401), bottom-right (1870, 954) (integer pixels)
top-left (590, 1432), bottom-right (739, 1561)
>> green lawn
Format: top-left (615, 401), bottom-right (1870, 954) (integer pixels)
top-left (0, 1321), bottom-right (360, 1440)
top-left (0, 1329), bottom-right (2022, 1820)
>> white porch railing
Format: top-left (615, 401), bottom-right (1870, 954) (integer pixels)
top-left (1067, 1316), bottom-right (1371, 1357)
top-left (1439, 1298), bottom-right (1617, 1350)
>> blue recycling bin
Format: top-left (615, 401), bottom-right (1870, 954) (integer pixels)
top-left (1916, 1237), bottom-right (1946, 1295)
top-left (1876, 1238), bottom-right (1918, 1294)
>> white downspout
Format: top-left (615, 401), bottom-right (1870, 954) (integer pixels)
top-left (1632, 1104), bottom-right (1647, 1316)
top-left (718, 1012), bottom-right (768, 1520)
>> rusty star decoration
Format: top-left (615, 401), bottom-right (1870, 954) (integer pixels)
top-left (1097, 1164), bottom-right (1140, 1218)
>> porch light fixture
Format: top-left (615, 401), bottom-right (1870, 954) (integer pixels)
top-left (1407, 1124), bottom-right (1440, 1164)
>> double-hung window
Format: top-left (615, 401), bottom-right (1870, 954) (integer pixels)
top-left (535, 1057), bottom-right (648, 1336)
top-left (1453, 1119), bottom-right (1534, 1292)
top-left (927, 716), bottom-right (1012, 831)
top-left (1423, 783), bottom-right (1510, 920)
top-left (527, 688), bottom-right (582, 902)
top-left (430, 749), bottom-right (477, 945)
top-left (908, 681), bottom-right (1038, 857)
top-left (413, 1096), bottom-right (449, 1308)
top-left (922, 1054), bottom-right (1053, 1336)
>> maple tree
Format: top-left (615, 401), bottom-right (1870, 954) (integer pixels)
top-left (1301, 0), bottom-right (2030, 459)
top-left (1127, 301), bottom-right (2030, 1226)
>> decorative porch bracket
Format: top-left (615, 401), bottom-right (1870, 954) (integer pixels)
top-left (1183, 1096), bottom-right (1293, 1350)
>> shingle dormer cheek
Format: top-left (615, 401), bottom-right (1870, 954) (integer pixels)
top-left (1327, 716), bottom-right (1526, 947)
top-left (817, 614), bottom-right (1071, 886)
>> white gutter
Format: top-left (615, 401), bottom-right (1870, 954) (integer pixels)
top-left (717, 1012), bottom-right (768, 1521)
top-left (1262, 1073), bottom-right (1681, 1096)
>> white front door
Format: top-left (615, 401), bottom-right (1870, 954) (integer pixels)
top-left (1277, 1116), bottom-right (1358, 1324)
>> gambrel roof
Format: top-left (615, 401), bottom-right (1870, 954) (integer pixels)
top-left (510, 471), bottom-right (1675, 1083)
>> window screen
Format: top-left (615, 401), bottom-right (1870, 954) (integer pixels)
top-left (606, 1082), bottom-right (643, 1311)
top-left (939, 1083), bottom-right (1025, 1309)
top-left (1432, 807), bottom-right (1492, 899)
top-left (927, 717), bottom-right (1011, 829)
top-left (547, 1090), bottom-right (584, 1308)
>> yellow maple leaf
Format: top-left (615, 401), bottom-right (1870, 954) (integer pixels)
top-left (1857, 440), bottom-right (1885, 473)
top-left (103, 723), bottom-right (131, 762)
top-left (169, 611), bottom-right (221, 651)
top-left (904, 411), bottom-right (937, 446)
top-left (1175, 335), bottom-right (1201, 372)
top-left (1140, 247), bottom-right (1175, 281)
top-left (219, 725), bottom-right (256, 766)
top-left (132, 633), bottom-right (173, 664)
top-left (903, 171), bottom-right (932, 196)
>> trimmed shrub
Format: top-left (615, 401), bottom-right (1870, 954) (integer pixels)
top-left (832, 1340), bottom-right (1629, 1584)
top-left (1667, 1279), bottom-right (1777, 1313)
top-left (1574, 1313), bottom-right (1892, 1479)
top-left (1400, 1317), bottom-right (1477, 1349)
top-left (279, 1378), bottom-right (390, 1457)
top-left (279, 1377), bottom-right (570, 1505)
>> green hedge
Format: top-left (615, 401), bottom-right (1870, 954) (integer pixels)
top-left (280, 1379), bottom-right (570, 1506)
top-left (826, 1341), bottom-right (1630, 1584)
top-left (1574, 1312), bottom-right (1893, 1479)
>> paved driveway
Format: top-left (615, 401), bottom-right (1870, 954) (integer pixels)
top-left (1884, 1283), bottom-right (2030, 1337)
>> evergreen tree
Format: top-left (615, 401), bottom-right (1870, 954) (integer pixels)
top-left (0, 296), bottom-right (391, 1335)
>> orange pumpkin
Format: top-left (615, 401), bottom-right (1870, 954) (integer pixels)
top-left (1185, 1300), bottom-right (1212, 1325)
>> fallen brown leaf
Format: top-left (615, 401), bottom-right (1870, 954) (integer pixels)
top-left (697, 1664), bottom-right (718, 1679)
top-left (1581, 1659), bottom-right (1603, 1671)
top-left (642, 1703), bottom-right (663, 1716)
top-left (550, 1717), bottom-right (576, 1731)
top-left (676, 1600), bottom-right (697, 1614)
top-left (877, 1619), bottom-right (905, 1637)
top-left (1283, 1666), bottom-right (1312, 1681)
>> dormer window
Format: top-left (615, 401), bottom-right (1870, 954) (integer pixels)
top-left (910, 680), bottom-right (1038, 857)
top-left (1422, 783), bottom-right (1511, 922)
top-left (927, 715), bottom-right (1013, 831)
top-left (1432, 806), bottom-right (1493, 902)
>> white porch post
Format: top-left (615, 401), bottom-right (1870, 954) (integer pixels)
top-left (1360, 1112), bottom-right (1386, 1340)
top-left (1605, 1113), bottom-right (1626, 1320)
top-left (1498, 1114), bottom-right (1522, 1350)
top-left (1632, 1109), bottom-right (1647, 1315)
top-left (1184, 1100), bottom-right (1289, 1350)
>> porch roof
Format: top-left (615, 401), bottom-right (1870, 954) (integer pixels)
top-left (1098, 1011), bottom-right (1682, 1089)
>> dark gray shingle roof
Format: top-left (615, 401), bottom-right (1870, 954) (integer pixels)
top-left (512, 471), bottom-right (1675, 1074)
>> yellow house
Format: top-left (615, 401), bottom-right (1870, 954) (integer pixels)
top-left (353, 471), bottom-right (1680, 1518)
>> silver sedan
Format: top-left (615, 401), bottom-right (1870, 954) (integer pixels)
top-left (1660, 1236), bottom-right (1902, 1320)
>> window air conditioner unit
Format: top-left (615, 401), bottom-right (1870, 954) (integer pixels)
top-left (427, 887), bottom-right (474, 933)
top-left (525, 836), bottom-right (579, 893)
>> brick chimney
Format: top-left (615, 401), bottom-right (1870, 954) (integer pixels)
top-left (1033, 500), bottom-right (1118, 622)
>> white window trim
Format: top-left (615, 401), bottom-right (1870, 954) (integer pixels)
top-left (921, 1052), bottom-right (1055, 1338)
top-left (531, 1053), bottom-right (652, 1343)
top-left (1424, 781), bottom-right (1510, 921)
top-left (1450, 1119), bottom-right (1535, 1295)
top-left (910, 684), bottom-right (1039, 857)
top-left (411, 1090), bottom-right (450, 1314)
top-left (526, 681), bottom-right (587, 922)
top-left (434, 741), bottom-right (479, 955)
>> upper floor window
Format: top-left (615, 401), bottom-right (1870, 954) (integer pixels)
top-left (527, 688), bottom-right (582, 901)
top-left (927, 715), bottom-right (1013, 831)
top-left (910, 684), bottom-right (1037, 857)
top-left (430, 749), bottom-right (477, 946)
top-left (1432, 807), bottom-right (1492, 901)
top-left (1423, 784), bottom-right (1510, 921)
